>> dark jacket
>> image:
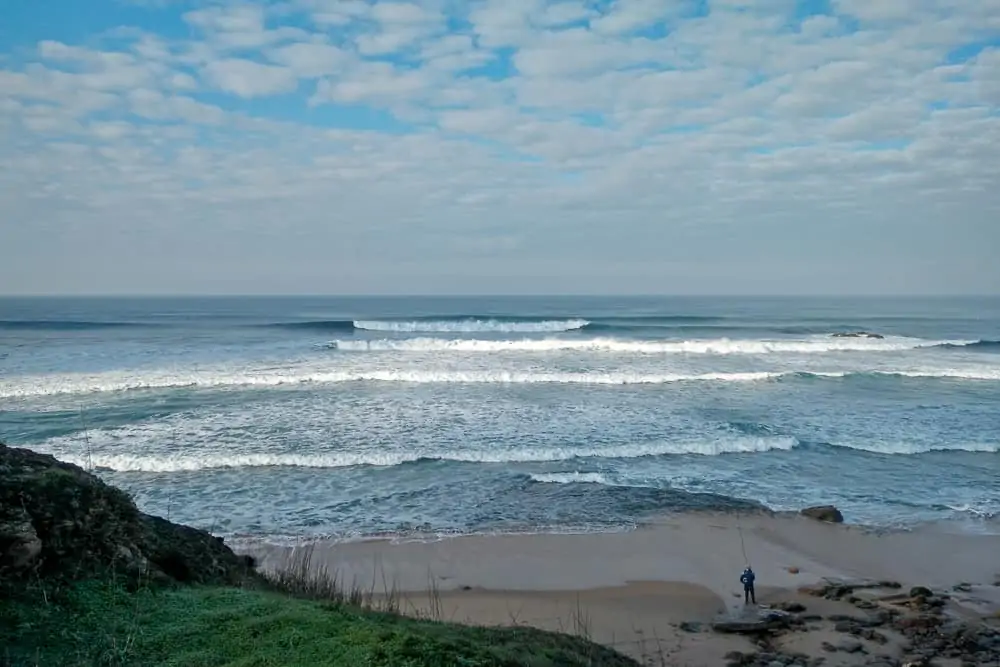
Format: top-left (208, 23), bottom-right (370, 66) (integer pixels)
top-left (740, 569), bottom-right (755, 588)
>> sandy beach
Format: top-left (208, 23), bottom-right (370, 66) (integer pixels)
top-left (241, 512), bottom-right (1000, 666)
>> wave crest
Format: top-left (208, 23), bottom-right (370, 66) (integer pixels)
top-left (329, 335), bottom-right (965, 355)
top-left (45, 435), bottom-right (799, 472)
top-left (5, 368), bottom-right (1000, 398)
top-left (353, 319), bottom-right (589, 333)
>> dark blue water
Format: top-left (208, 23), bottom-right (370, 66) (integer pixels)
top-left (2, 296), bottom-right (998, 540)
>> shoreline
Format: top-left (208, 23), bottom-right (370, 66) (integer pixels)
top-left (224, 506), bottom-right (1000, 550)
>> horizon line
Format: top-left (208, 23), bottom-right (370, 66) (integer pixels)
top-left (1, 293), bottom-right (997, 299)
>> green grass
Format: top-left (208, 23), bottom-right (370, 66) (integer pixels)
top-left (1, 578), bottom-right (639, 667)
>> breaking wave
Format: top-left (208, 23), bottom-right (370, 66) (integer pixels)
top-left (329, 335), bottom-right (967, 355)
top-left (266, 318), bottom-right (589, 333)
top-left (938, 340), bottom-right (1000, 352)
top-left (353, 318), bottom-right (589, 333)
top-left (5, 368), bottom-right (1000, 398)
top-left (1, 370), bottom-right (784, 397)
top-left (45, 435), bottom-right (799, 472)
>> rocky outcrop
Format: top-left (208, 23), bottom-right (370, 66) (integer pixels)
top-left (0, 443), bottom-right (255, 587)
top-left (800, 505), bottom-right (844, 523)
top-left (832, 331), bottom-right (885, 339)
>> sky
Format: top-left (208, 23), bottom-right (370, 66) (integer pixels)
top-left (1, 0), bottom-right (999, 296)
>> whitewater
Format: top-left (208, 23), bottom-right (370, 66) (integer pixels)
top-left (2, 295), bottom-right (999, 540)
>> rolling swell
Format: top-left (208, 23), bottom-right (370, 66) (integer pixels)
top-left (0, 319), bottom-right (146, 331)
top-left (265, 320), bottom-right (357, 332)
top-left (936, 340), bottom-right (1000, 352)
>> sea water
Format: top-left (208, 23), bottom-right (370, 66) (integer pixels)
top-left (1, 296), bottom-right (998, 541)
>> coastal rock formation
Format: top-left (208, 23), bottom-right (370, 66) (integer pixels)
top-left (831, 331), bottom-right (885, 339)
top-left (800, 505), bottom-right (844, 523)
top-left (0, 443), bottom-right (255, 586)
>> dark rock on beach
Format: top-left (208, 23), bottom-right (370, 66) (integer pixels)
top-left (713, 609), bottom-right (796, 634)
top-left (800, 505), bottom-right (844, 523)
top-left (0, 443), bottom-right (256, 587)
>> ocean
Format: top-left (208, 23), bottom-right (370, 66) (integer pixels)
top-left (1, 296), bottom-right (998, 541)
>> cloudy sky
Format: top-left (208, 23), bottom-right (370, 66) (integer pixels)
top-left (1, 0), bottom-right (998, 295)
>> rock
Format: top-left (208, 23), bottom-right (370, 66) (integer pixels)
top-left (820, 642), bottom-right (837, 652)
top-left (0, 443), bottom-right (258, 588)
top-left (800, 505), bottom-right (845, 523)
top-left (832, 331), bottom-right (885, 339)
top-left (0, 506), bottom-right (43, 574)
top-left (712, 610), bottom-right (794, 634)
top-left (835, 620), bottom-right (862, 634)
top-left (953, 582), bottom-right (973, 592)
top-left (836, 638), bottom-right (864, 653)
top-left (775, 601), bottom-right (807, 613)
top-left (909, 586), bottom-right (933, 599)
top-left (679, 621), bottom-right (702, 633)
top-left (895, 614), bottom-right (944, 632)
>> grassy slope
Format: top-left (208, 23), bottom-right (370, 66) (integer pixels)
top-left (1, 579), bottom-right (639, 667)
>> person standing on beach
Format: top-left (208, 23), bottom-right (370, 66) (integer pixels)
top-left (740, 566), bottom-right (756, 605)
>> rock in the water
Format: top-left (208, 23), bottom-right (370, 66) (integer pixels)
top-left (953, 582), bottom-right (973, 592)
top-left (909, 586), bottom-right (933, 599)
top-left (0, 443), bottom-right (257, 587)
top-left (800, 506), bottom-right (844, 523)
top-left (831, 331), bottom-right (885, 339)
top-left (679, 621), bottom-right (702, 633)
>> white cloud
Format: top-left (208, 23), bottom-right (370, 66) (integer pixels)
top-left (356, 2), bottom-right (445, 55)
top-left (202, 58), bottom-right (298, 98)
top-left (589, 0), bottom-right (672, 35)
top-left (183, 5), bottom-right (309, 50)
top-left (313, 61), bottom-right (433, 105)
top-left (1, 0), bottom-right (999, 294)
top-left (266, 42), bottom-right (349, 78)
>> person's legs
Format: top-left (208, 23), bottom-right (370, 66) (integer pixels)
top-left (744, 586), bottom-right (750, 604)
top-left (750, 585), bottom-right (756, 604)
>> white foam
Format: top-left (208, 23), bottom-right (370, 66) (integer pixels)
top-left (529, 472), bottom-right (612, 485)
top-left (0, 369), bottom-right (784, 397)
top-left (331, 335), bottom-right (969, 355)
top-left (4, 367), bottom-right (999, 399)
top-left (353, 319), bottom-right (589, 333)
top-left (45, 436), bottom-right (799, 472)
top-left (833, 441), bottom-right (1000, 455)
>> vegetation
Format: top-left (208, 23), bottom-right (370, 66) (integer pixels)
top-left (1, 576), bottom-right (638, 667)
top-left (1, 443), bottom-right (639, 667)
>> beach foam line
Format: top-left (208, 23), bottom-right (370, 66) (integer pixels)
top-left (42, 436), bottom-right (799, 472)
top-left (4, 367), bottom-right (1000, 398)
top-left (329, 335), bottom-right (971, 355)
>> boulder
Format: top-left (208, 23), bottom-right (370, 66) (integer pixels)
top-left (712, 610), bottom-right (794, 634)
top-left (800, 505), bottom-right (844, 523)
top-left (0, 443), bottom-right (256, 587)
